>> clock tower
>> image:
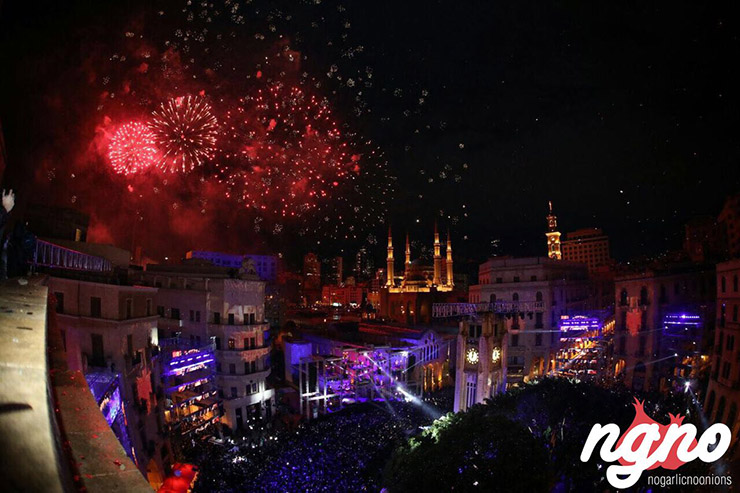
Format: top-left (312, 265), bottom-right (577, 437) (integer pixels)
top-left (453, 313), bottom-right (507, 412)
top-left (546, 201), bottom-right (562, 260)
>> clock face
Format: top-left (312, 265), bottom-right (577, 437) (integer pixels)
top-left (466, 347), bottom-right (479, 364)
top-left (491, 347), bottom-right (501, 363)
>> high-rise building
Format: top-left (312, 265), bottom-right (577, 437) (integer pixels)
top-left (136, 264), bottom-right (274, 431)
top-left (704, 259), bottom-right (740, 464)
top-left (303, 253), bottom-right (321, 290)
top-left (561, 228), bottom-right (611, 271)
top-left (545, 201), bottom-right (562, 260)
top-left (331, 256), bottom-right (343, 286)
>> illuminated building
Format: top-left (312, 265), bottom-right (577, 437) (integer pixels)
top-left (331, 256), bottom-right (344, 285)
top-left (468, 256), bottom-right (592, 385)
top-left (48, 277), bottom-right (169, 485)
top-left (379, 224), bottom-right (460, 325)
top-left (613, 263), bottom-right (715, 392)
top-left (185, 250), bottom-right (279, 282)
top-left (454, 313), bottom-right (506, 412)
top-left (135, 263), bottom-right (274, 432)
top-left (302, 252), bottom-right (322, 304)
top-left (704, 259), bottom-right (740, 464)
top-left (283, 322), bottom-right (452, 419)
top-left (561, 227), bottom-right (611, 271)
top-left (159, 338), bottom-right (219, 454)
top-left (321, 284), bottom-right (366, 307)
top-left (545, 201), bottom-right (562, 260)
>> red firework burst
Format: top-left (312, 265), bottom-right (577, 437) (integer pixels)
top-left (149, 95), bottom-right (219, 173)
top-left (108, 122), bottom-right (159, 175)
top-left (219, 83), bottom-right (355, 217)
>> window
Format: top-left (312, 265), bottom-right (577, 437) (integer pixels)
top-left (722, 362), bottom-right (731, 379)
top-left (734, 305), bottom-right (739, 323)
top-left (231, 387), bottom-right (238, 398)
top-left (215, 337), bottom-right (221, 350)
top-left (189, 310), bottom-right (195, 322)
top-left (216, 362), bottom-right (222, 373)
top-left (512, 293), bottom-right (519, 302)
top-left (511, 334), bottom-right (519, 347)
top-left (249, 313), bottom-right (256, 324)
top-left (530, 275), bottom-right (537, 281)
top-left (90, 297), bottom-right (102, 318)
top-left (171, 308), bottom-right (180, 320)
top-left (157, 305), bottom-right (165, 317)
top-left (735, 275), bottom-right (739, 293)
top-left (535, 333), bottom-right (542, 346)
top-left (54, 292), bottom-right (64, 314)
top-left (228, 338), bottom-right (236, 350)
top-left (496, 277), bottom-right (503, 284)
top-left (722, 276), bottom-right (727, 293)
top-left (513, 276), bottom-right (520, 282)
top-left (250, 337), bottom-right (256, 349)
top-left (146, 299), bottom-right (152, 317)
top-left (228, 313), bottom-right (235, 325)
top-left (213, 312), bottom-right (221, 324)
top-left (126, 298), bottom-right (133, 319)
top-left (127, 334), bottom-right (134, 357)
top-left (619, 289), bottom-right (628, 306)
top-left (535, 312), bottom-right (543, 328)
top-left (229, 363), bottom-right (236, 375)
top-left (639, 287), bottom-right (648, 306)
top-left (195, 311), bottom-right (201, 322)
top-left (536, 291), bottom-right (543, 302)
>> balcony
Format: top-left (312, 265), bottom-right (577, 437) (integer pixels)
top-left (0, 276), bottom-right (150, 491)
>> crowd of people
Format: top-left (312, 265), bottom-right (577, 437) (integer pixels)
top-left (191, 394), bottom-right (450, 492)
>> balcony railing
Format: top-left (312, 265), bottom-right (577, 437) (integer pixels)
top-left (32, 239), bottom-right (112, 272)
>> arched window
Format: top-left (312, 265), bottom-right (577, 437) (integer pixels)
top-left (727, 403), bottom-right (738, 432)
top-left (716, 396), bottom-right (727, 423)
top-left (620, 289), bottom-right (628, 306)
top-left (705, 390), bottom-right (716, 418)
top-left (512, 293), bottom-right (519, 302)
top-left (536, 291), bottom-right (543, 302)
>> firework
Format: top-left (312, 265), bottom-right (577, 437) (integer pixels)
top-left (219, 83), bottom-right (353, 216)
top-left (108, 122), bottom-right (159, 175)
top-left (149, 95), bottom-right (219, 173)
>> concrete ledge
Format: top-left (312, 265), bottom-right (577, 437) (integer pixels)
top-left (0, 276), bottom-right (152, 492)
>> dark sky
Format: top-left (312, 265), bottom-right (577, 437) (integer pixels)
top-left (2, 0), bottom-right (739, 270)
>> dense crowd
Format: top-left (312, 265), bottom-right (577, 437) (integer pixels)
top-left (192, 396), bottom-right (449, 492)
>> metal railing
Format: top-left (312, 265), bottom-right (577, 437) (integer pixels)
top-left (432, 301), bottom-right (545, 318)
top-left (33, 239), bottom-right (112, 272)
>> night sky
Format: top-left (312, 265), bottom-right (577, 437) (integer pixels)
top-left (2, 0), bottom-right (739, 270)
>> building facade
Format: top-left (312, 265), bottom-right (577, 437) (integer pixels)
top-left (561, 227), bottom-right (611, 271)
top-left (704, 259), bottom-right (740, 466)
top-left (468, 257), bottom-right (592, 384)
top-left (135, 264), bottom-right (274, 432)
top-left (49, 277), bottom-right (169, 486)
top-left (613, 263), bottom-right (715, 393)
